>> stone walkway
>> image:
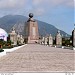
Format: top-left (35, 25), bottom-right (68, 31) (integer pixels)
top-left (0, 44), bottom-right (75, 73)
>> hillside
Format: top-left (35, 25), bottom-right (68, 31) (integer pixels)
top-left (0, 15), bottom-right (70, 37)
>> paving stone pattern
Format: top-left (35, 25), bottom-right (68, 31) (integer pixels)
top-left (0, 44), bottom-right (75, 73)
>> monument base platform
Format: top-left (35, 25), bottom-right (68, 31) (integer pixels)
top-left (28, 40), bottom-right (39, 44)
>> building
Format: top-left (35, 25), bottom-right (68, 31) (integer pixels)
top-left (0, 28), bottom-right (8, 41)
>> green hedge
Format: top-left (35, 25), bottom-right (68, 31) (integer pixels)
top-left (3, 45), bottom-right (14, 49)
top-left (0, 49), bottom-right (4, 52)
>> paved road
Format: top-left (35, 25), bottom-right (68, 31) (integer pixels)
top-left (0, 44), bottom-right (75, 72)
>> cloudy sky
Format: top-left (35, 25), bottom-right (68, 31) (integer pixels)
top-left (0, 0), bottom-right (74, 35)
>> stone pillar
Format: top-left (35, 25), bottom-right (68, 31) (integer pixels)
top-left (44, 37), bottom-right (48, 45)
top-left (25, 13), bottom-right (39, 43)
top-left (72, 29), bottom-right (75, 47)
top-left (56, 30), bottom-right (62, 46)
top-left (20, 35), bottom-right (24, 44)
top-left (48, 34), bottom-right (53, 46)
top-left (9, 27), bottom-right (17, 45)
top-left (42, 37), bottom-right (45, 45)
top-left (39, 39), bottom-right (42, 44)
top-left (17, 33), bottom-right (24, 45)
top-left (17, 33), bottom-right (21, 43)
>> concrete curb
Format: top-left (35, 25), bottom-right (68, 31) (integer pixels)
top-left (0, 51), bottom-right (6, 57)
top-left (4, 44), bottom-right (27, 53)
top-left (0, 44), bottom-right (27, 57)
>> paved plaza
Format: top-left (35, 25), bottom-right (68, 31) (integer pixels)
top-left (0, 44), bottom-right (75, 72)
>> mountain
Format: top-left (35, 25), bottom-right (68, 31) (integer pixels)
top-left (0, 15), bottom-right (27, 32)
top-left (0, 15), bottom-right (70, 37)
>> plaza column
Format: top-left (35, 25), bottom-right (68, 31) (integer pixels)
top-left (56, 30), bottom-right (62, 46)
top-left (48, 34), bottom-right (53, 46)
top-left (72, 28), bottom-right (75, 47)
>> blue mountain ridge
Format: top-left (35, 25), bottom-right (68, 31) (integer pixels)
top-left (0, 15), bottom-right (70, 37)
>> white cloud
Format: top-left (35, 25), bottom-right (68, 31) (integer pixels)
top-left (32, 0), bottom-right (74, 7)
top-left (31, 8), bottom-right (45, 16)
top-left (32, 0), bottom-right (44, 5)
top-left (0, 0), bottom-right (73, 10)
top-left (0, 0), bottom-right (74, 17)
top-left (66, 0), bottom-right (74, 7)
top-left (0, 0), bottom-right (27, 9)
top-left (31, 0), bottom-right (74, 16)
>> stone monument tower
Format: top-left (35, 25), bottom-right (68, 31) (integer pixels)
top-left (56, 30), bottom-right (62, 46)
top-left (25, 13), bottom-right (39, 43)
top-left (9, 27), bottom-right (17, 45)
top-left (72, 26), bottom-right (75, 47)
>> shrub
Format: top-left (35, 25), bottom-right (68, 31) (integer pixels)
top-left (0, 49), bottom-right (4, 52)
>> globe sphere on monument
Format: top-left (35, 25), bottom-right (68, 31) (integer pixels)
top-left (29, 13), bottom-right (33, 18)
